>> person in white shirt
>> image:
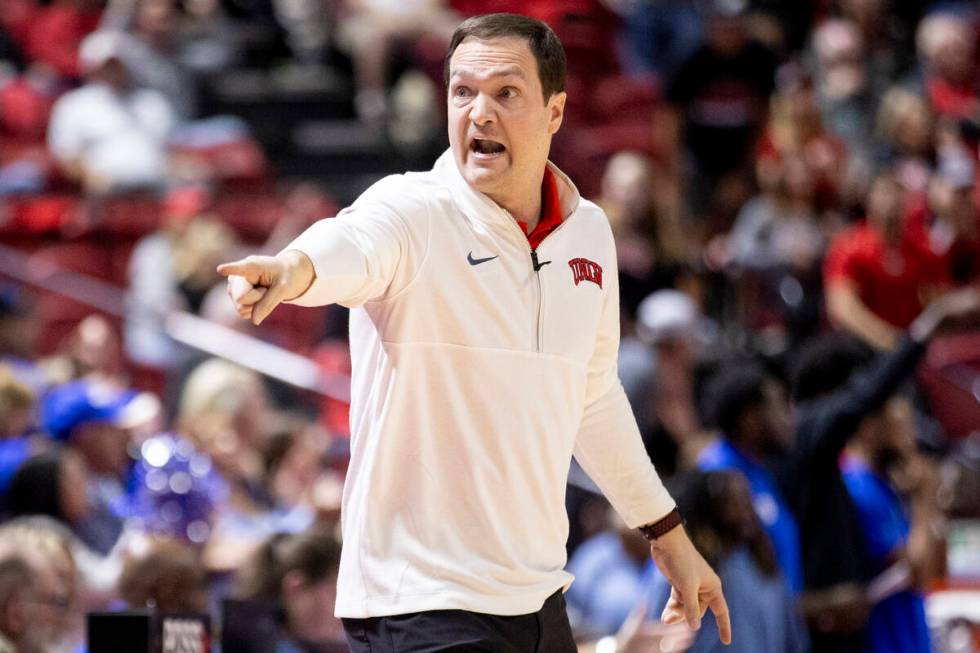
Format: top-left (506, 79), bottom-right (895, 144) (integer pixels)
top-left (47, 30), bottom-right (177, 194)
top-left (218, 13), bottom-right (731, 651)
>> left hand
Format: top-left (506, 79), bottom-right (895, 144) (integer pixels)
top-left (650, 526), bottom-right (732, 645)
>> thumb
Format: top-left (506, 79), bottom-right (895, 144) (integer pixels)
top-left (251, 281), bottom-right (287, 325)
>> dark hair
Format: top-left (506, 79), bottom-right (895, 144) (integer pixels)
top-left (7, 450), bottom-right (65, 522)
top-left (668, 470), bottom-right (777, 576)
top-left (791, 334), bottom-right (874, 402)
top-left (443, 13), bottom-right (567, 102)
top-left (235, 528), bottom-right (341, 602)
top-left (118, 540), bottom-right (208, 614)
top-left (705, 364), bottom-right (768, 438)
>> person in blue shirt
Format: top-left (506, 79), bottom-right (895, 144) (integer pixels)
top-left (566, 503), bottom-right (653, 636)
top-left (644, 469), bottom-right (808, 653)
top-left (697, 363), bottom-right (804, 593)
top-left (842, 394), bottom-right (942, 653)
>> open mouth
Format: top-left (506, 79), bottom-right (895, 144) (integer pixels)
top-left (470, 138), bottom-right (506, 157)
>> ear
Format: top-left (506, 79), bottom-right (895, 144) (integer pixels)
top-left (281, 569), bottom-right (305, 600)
top-left (547, 91), bottom-right (566, 135)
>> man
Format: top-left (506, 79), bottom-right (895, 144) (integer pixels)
top-left (788, 287), bottom-right (978, 653)
top-left (218, 13), bottom-right (730, 651)
top-left (40, 378), bottom-right (159, 554)
top-left (824, 171), bottom-right (944, 350)
top-left (46, 30), bottom-right (177, 193)
top-left (699, 365), bottom-right (803, 594)
top-left (841, 395), bottom-right (942, 653)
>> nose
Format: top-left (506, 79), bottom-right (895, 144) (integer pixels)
top-left (469, 91), bottom-right (494, 126)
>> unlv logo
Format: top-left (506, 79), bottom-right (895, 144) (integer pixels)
top-left (568, 258), bottom-right (603, 288)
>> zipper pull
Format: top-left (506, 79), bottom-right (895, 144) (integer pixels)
top-left (531, 250), bottom-right (551, 272)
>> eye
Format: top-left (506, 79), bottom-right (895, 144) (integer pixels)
top-left (499, 87), bottom-right (519, 99)
top-left (453, 85), bottom-right (472, 98)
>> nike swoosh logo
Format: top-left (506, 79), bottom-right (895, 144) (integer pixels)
top-left (467, 252), bottom-right (498, 266)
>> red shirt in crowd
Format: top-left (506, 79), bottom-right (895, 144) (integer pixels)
top-left (24, 2), bottom-right (101, 79)
top-left (823, 222), bottom-right (944, 329)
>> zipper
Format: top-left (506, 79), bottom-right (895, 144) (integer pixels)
top-left (531, 250), bottom-right (551, 352)
top-left (498, 209), bottom-right (567, 355)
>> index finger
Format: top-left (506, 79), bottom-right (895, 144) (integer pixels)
top-left (707, 590), bottom-right (731, 645)
top-left (216, 260), bottom-right (251, 278)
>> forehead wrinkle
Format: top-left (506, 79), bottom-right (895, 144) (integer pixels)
top-left (451, 64), bottom-right (527, 84)
top-left (450, 40), bottom-right (534, 83)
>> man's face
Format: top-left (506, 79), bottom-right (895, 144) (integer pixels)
top-left (867, 176), bottom-right (904, 238)
top-left (447, 37), bottom-right (565, 207)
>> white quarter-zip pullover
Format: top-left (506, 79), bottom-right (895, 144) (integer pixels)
top-left (285, 150), bottom-right (675, 618)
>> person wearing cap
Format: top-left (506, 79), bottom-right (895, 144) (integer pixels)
top-left (218, 13), bottom-right (730, 652)
top-left (46, 30), bottom-right (178, 194)
top-left (40, 379), bottom-right (160, 554)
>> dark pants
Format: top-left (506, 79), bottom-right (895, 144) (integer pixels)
top-left (341, 590), bottom-right (577, 653)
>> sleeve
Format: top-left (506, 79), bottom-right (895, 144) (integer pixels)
top-left (794, 337), bottom-right (927, 466)
top-left (572, 233), bottom-right (675, 528)
top-left (282, 176), bottom-right (430, 308)
top-left (823, 232), bottom-right (860, 288)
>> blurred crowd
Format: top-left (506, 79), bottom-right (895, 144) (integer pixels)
top-left (1, 0), bottom-right (980, 652)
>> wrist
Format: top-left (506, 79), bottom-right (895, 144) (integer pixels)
top-left (638, 507), bottom-right (684, 545)
top-left (278, 249), bottom-right (316, 300)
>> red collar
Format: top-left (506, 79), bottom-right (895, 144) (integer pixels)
top-left (517, 167), bottom-right (563, 250)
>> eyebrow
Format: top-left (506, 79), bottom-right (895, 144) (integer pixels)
top-left (450, 65), bottom-right (527, 82)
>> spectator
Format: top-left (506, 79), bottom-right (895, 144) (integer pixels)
top-left (233, 528), bottom-right (346, 652)
top-left (0, 365), bottom-right (34, 440)
top-left (0, 516), bottom-right (83, 653)
top-left (698, 364), bottom-right (803, 593)
top-left (101, 0), bottom-right (199, 119)
top-left (915, 11), bottom-right (979, 121)
top-left (728, 154), bottom-right (824, 274)
top-left (338, 0), bottom-right (459, 126)
top-left (117, 539), bottom-right (209, 613)
top-left (663, 0), bottom-right (779, 220)
top-left (824, 170), bottom-right (943, 350)
top-left (875, 87), bottom-right (934, 197)
top-left (623, 290), bottom-right (713, 475)
top-left (760, 68), bottom-right (847, 212)
top-left (787, 287), bottom-right (978, 653)
top-left (175, 0), bottom-right (242, 77)
top-left (125, 185), bottom-right (210, 368)
top-left (842, 395), bottom-right (943, 653)
top-left (644, 470), bottom-right (808, 653)
top-left (598, 151), bottom-right (687, 318)
top-left (39, 378), bottom-right (159, 553)
top-left (810, 19), bottom-right (877, 162)
top-left (565, 504), bottom-right (652, 637)
top-left (621, 0), bottom-right (702, 79)
top-left (176, 358), bottom-right (310, 572)
top-left (914, 149), bottom-right (980, 285)
top-left (47, 30), bottom-right (178, 194)
top-left (6, 449), bottom-right (92, 531)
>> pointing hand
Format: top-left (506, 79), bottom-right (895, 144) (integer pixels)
top-left (216, 250), bottom-right (315, 325)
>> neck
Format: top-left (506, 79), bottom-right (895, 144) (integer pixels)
top-left (491, 167), bottom-right (546, 228)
